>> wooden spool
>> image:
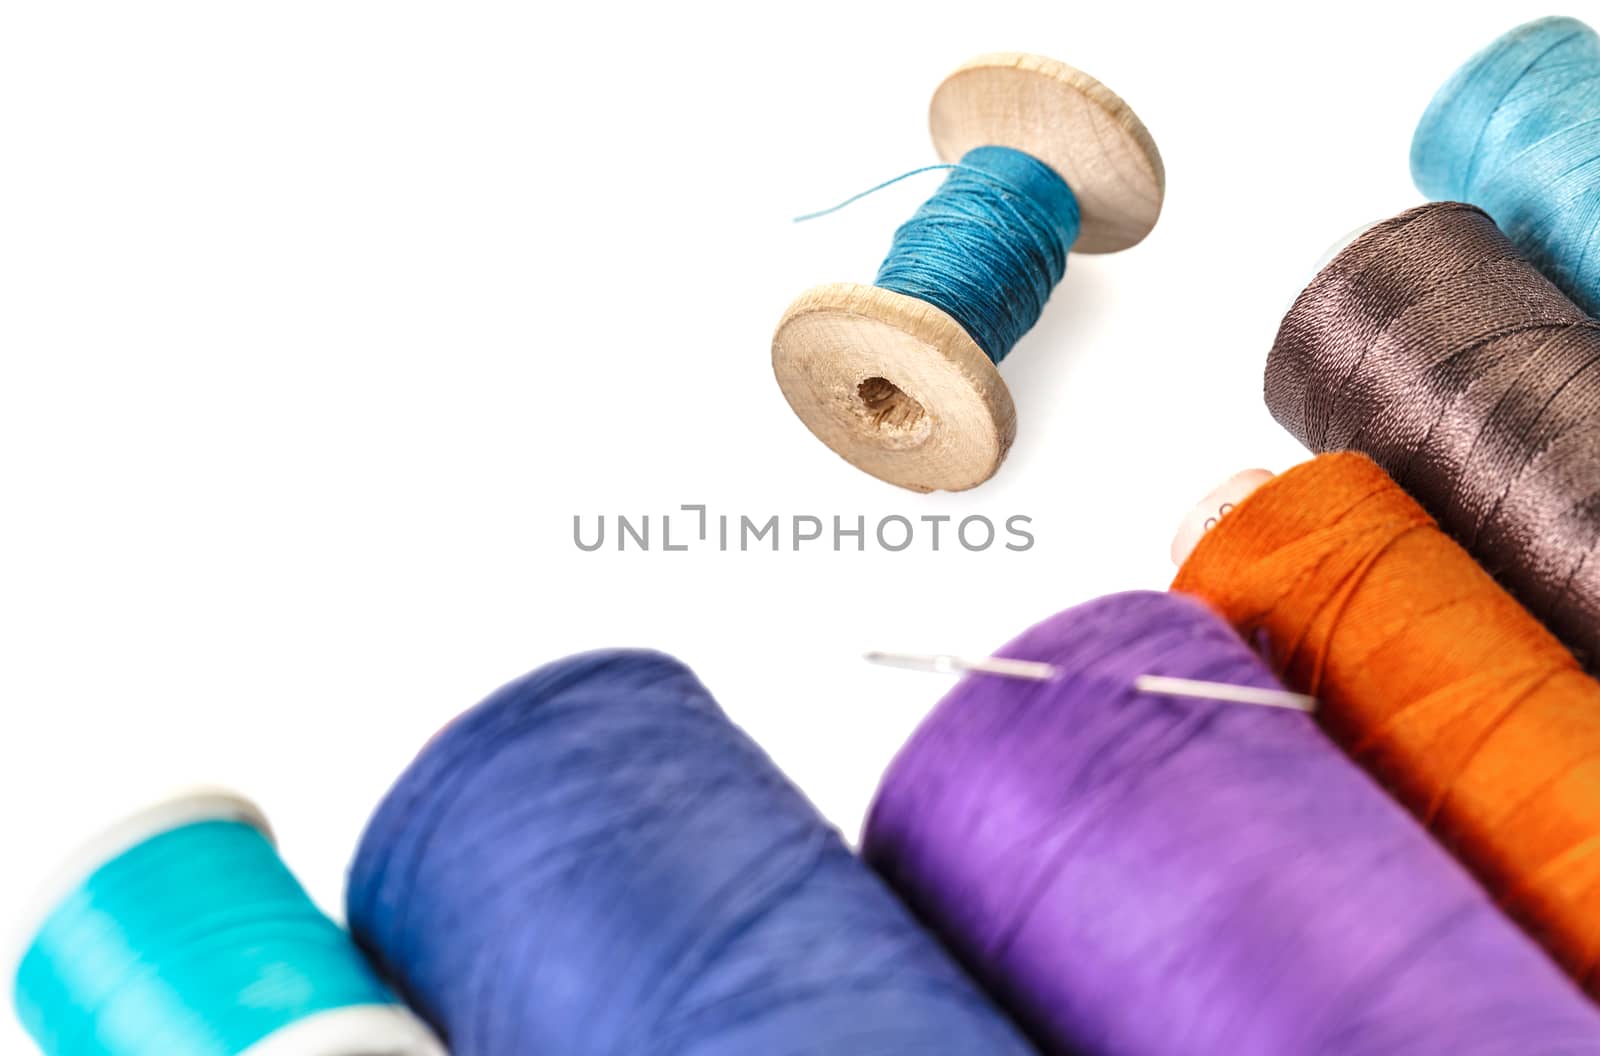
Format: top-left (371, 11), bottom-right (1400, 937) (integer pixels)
top-left (772, 53), bottom-right (1165, 492)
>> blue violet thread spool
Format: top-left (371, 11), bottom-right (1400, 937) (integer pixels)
top-left (346, 649), bottom-right (1038, 1055)
top-left (10, 790), bottom-right (444, 1056)
top-left (772, 53), bottom-right (1164, 492)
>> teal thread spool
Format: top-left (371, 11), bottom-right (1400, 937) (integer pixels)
top-left (773, 53), bottom-right (1164, 492)
top-left (10, 791), bottom-right (442, 1056)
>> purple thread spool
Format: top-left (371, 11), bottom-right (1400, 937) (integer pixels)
top-left (863, 591), bottom-right (1600, 1056)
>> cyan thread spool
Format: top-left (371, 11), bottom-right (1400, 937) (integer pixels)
top-left (772, 53), bottom-right (1165, 492)
top-left (1413, 16), bottom-right (1600, 315)
top-left (10, 790), bottom-right (443, 1056)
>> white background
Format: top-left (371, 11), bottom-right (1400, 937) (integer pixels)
top-left (0, 0), bottom-right (1564, 1042)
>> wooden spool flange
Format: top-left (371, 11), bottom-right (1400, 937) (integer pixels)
top-left (772, 53), bottom-right (1165, 492)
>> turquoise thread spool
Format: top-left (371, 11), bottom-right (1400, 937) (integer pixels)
top-left (773, 53), bottom-right (1164, 492)
top-left (1413, 16), bottom-right (1600, 315)
top-left (10, 791), bottom-right (442, 1056)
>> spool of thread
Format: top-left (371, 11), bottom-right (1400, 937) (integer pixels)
top-left (862, 591), bottom-right (1600, 1055)
top-left (1267, 201), bottom-right (1600, 668)
top-left (10, 790), bottom-right (442, 1056)
top-left (1172, 452), bottom-right (1600, 994)
top-left (772, 53), bottom-right (1164, 492)
top-left (1413, 16), bottom-right (1600, 314)
top-left (347, 649), bottom-right (1036, 1055)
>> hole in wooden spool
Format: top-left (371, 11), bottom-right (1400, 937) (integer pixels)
top-left (856, 376), bottom-right (927, 437)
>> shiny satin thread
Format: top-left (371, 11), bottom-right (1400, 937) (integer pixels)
top-left (347, 649), bottom-right (1036, 1056)
top-left (14, 820), bottom-right (401, 1056)
top-left (863, 591), bottom-right (1600, 1056)
top-left (1267, 202), bottom-right (1600, 669)
top-left (1413, 16), bottom-right (1600, 314)
top-left (1173, 453), bottom-right (1600, 995)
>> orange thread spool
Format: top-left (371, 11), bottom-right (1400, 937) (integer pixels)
top-left (1173, 451), bottom-right (1600, 990)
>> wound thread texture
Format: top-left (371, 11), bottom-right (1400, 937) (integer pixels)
top-left (1267, 202), bottom-right (1600, 668)
top-left (16, 820), bottom-right (408, 1056)
top-left (875, 145), bottom-right (1078, 363)
top-left (1173, 453), bottom-right (1600, 994)
top-left (863, 591), bottom-right (1600, 1056)
top-left (1413, 16), bottom-right (1600, 315)
top-left (346, 649), bottom-right (1036, 1056)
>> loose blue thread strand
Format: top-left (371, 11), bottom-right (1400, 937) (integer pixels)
top-left (799, 146), bottom-right (1080, 363)
top-left (15, 820), bottom-right (403, 1056)
top-left (1414, 16), bottom-right (1600, 314)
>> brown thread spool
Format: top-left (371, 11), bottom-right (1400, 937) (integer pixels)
top-left (1265, 201), bottom-right (1600, 669)
top-left (772, 53), bottom-right (1164, 492)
